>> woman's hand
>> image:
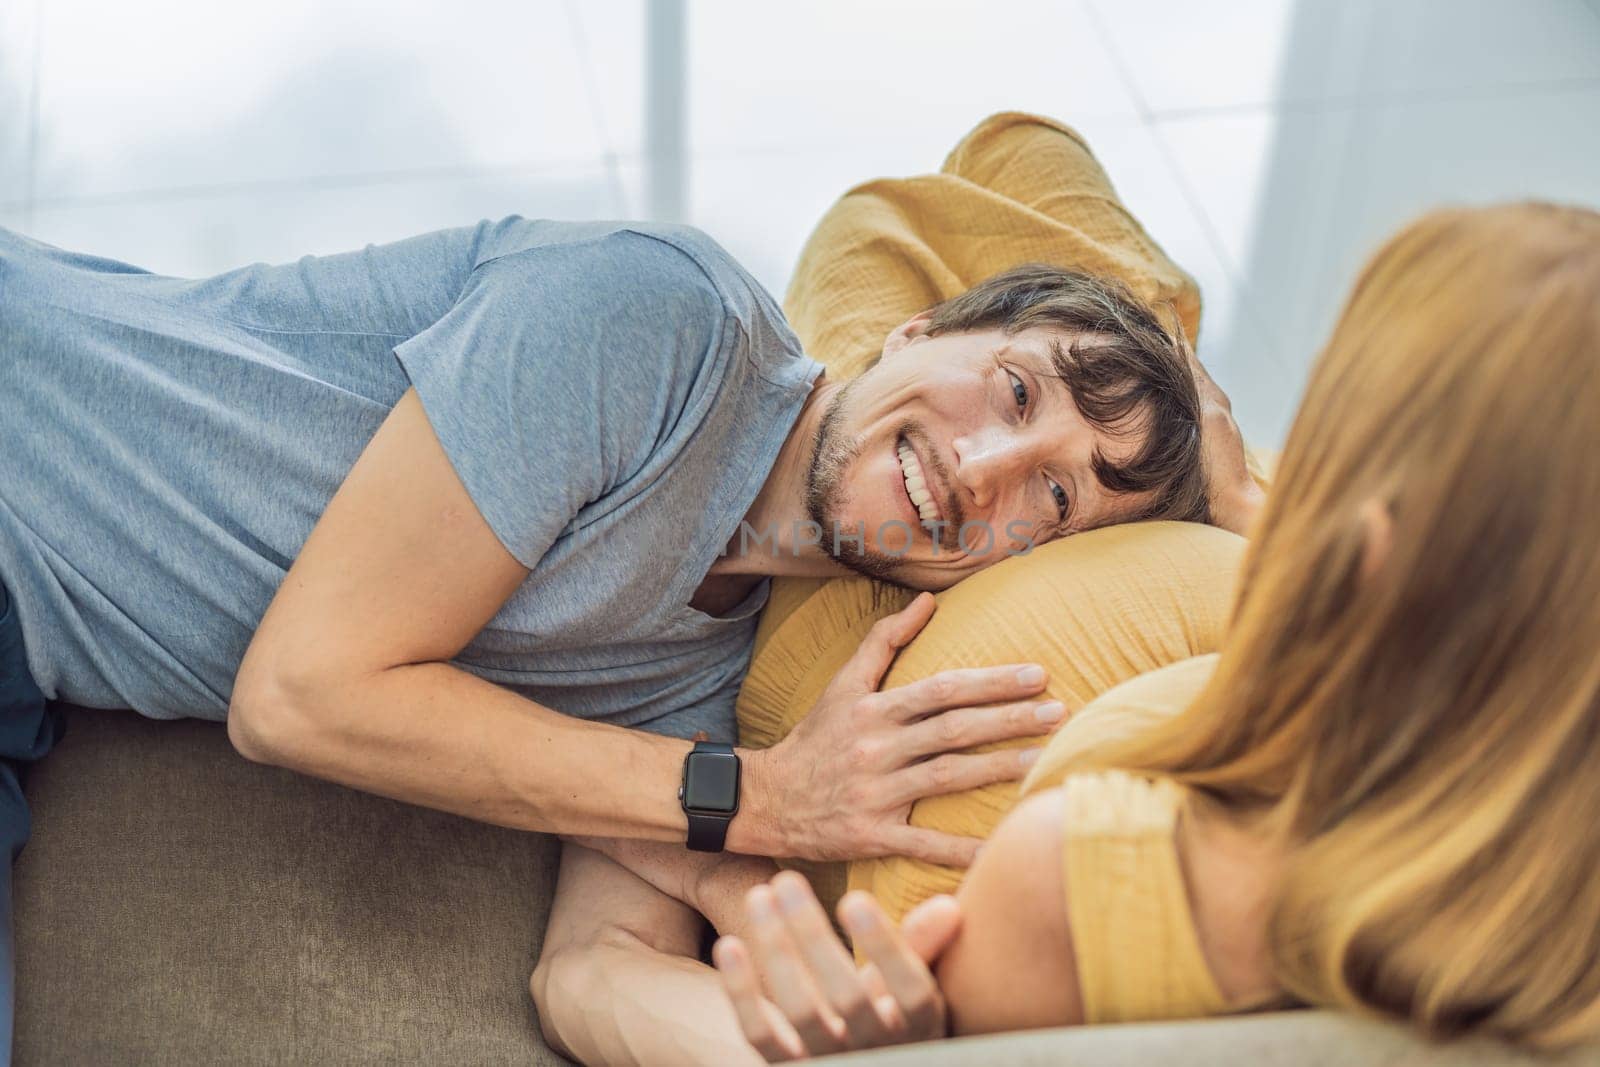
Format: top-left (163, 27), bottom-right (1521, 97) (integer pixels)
top-left (713, 870), bottom-right (961, 1061)
top-left (745, 592), bottom-right (1060, 866)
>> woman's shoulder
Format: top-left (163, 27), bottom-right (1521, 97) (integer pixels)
top-left (1058, 770), bottom-right (1283, 1015)
top-left (934, 774), bottom-right (1189, 1021)
top-left (939, 772), bottom-right (1282, 1033)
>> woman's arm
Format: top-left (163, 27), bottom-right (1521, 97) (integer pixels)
top-left (936, 788), bottom-right (1083, 1034)
top-left (537, 847), bottom-right (964, 1065)
top-left (541, 798), bottom-right (1077, 1064)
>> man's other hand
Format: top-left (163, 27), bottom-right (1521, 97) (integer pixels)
top-left (1186, 349), bottom-right (1265, 537)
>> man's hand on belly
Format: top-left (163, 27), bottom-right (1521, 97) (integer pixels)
top-left (734, 593), bottom-right (1062, 868)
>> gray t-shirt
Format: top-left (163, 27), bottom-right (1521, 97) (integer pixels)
top-left (0, 218), bottom-right (821, 741)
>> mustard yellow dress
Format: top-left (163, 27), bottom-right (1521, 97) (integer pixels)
top-left (1056, 769), bottom-right (1231, 1023)
top-left (1027, 656), bottom-right (1289, 1023)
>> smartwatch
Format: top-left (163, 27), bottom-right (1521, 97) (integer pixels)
top-left (679, 741), bottom-right (740, 852)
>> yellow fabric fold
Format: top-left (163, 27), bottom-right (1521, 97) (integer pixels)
top-left (1019, 655), bottom-right (1237, 1024)
top-left (1055, 770), bottom-right (1231, 1024)
top-left (735, 526), bottom-right (1245, 921)
top-left (782, 112), bottom-right (1204, 394)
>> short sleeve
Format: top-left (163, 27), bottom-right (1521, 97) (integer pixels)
top-left (634, 677), bottom-right (740, 743)
top-left (393, 231), bottom-right (726, 568)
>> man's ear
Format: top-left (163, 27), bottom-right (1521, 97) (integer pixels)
top-left (1357, 496), bottom-right (1394, 584)
top-left (880, 310), bottom-right (936, 361)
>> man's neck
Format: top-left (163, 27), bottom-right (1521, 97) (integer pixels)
top-left (708, 375), bottom-right (854, 582)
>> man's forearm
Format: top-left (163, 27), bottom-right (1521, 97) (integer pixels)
top-left (233, 589), bottom-right (1056, 865)
top-left (229, 659), bottom-right (782, 850)
top-left (536, 844), bottom-right (764, 1067)
top-left (571, 835), bottom-right (779, 938)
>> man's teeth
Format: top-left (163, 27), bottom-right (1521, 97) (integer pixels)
top-left (896, 440), bottom-right (940, 524)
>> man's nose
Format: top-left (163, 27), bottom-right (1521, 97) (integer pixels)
top-left (952, 426), bottom-right (1026, 512)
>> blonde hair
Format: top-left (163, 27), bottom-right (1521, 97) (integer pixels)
top-left (1078, 202), bottom-right (1600, 1048)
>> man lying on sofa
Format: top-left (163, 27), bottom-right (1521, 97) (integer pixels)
top-left (0, 213), bottom-right (1257, 1053)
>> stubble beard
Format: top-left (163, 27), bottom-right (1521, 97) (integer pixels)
top-left (803, 379), bottom-right (912, 585)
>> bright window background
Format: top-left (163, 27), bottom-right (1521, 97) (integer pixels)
top-left (2, 0), bottom-right (1597, 447)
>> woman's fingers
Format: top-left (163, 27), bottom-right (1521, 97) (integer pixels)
top-left (898, 894), bottom-right (963, 965)
top-left (770, 871), bottom-right (894, 1047)
top-left (713, 936), bottom-right (807, 1062)
top-left (838, 892), bottom-right (947, 1039)
top-left (858, 961), bottom-right (911, 1035)
top-left (745, 885), bottom-right (850, 1055)
top-left (719, 875), bottom-right (954, 1059)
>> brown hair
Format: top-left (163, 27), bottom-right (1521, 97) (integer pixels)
top-left (1075, 203), bottom-right (1600, 1048)
top-left (925, 264), bottom-right (1209, 526)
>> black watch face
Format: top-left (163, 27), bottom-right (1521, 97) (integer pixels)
top-left (684, 751), bottom-right (739, 813)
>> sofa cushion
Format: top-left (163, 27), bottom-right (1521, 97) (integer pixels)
top-left (15, 706), bottom-right (569, 1065)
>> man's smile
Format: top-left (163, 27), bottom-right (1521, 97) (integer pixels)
top-left (895, 433), bottom-right (945, 529)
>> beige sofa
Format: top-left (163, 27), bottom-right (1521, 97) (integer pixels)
top-left (15, 705), bottom-right (1597, 1065)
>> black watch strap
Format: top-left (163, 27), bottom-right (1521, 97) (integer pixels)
top-left (680, 741), bottom-right (739, 853)
top-left (686, 809), bottom-right (731, 852)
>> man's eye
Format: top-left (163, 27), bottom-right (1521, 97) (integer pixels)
top-left (1047, 477), bottom-right (1069, 521)
top-left (1007, 370), bottom-right (1028, 410)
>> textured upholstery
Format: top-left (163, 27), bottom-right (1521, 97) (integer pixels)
top-left (15, 706), bottom-right (568, 1065)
